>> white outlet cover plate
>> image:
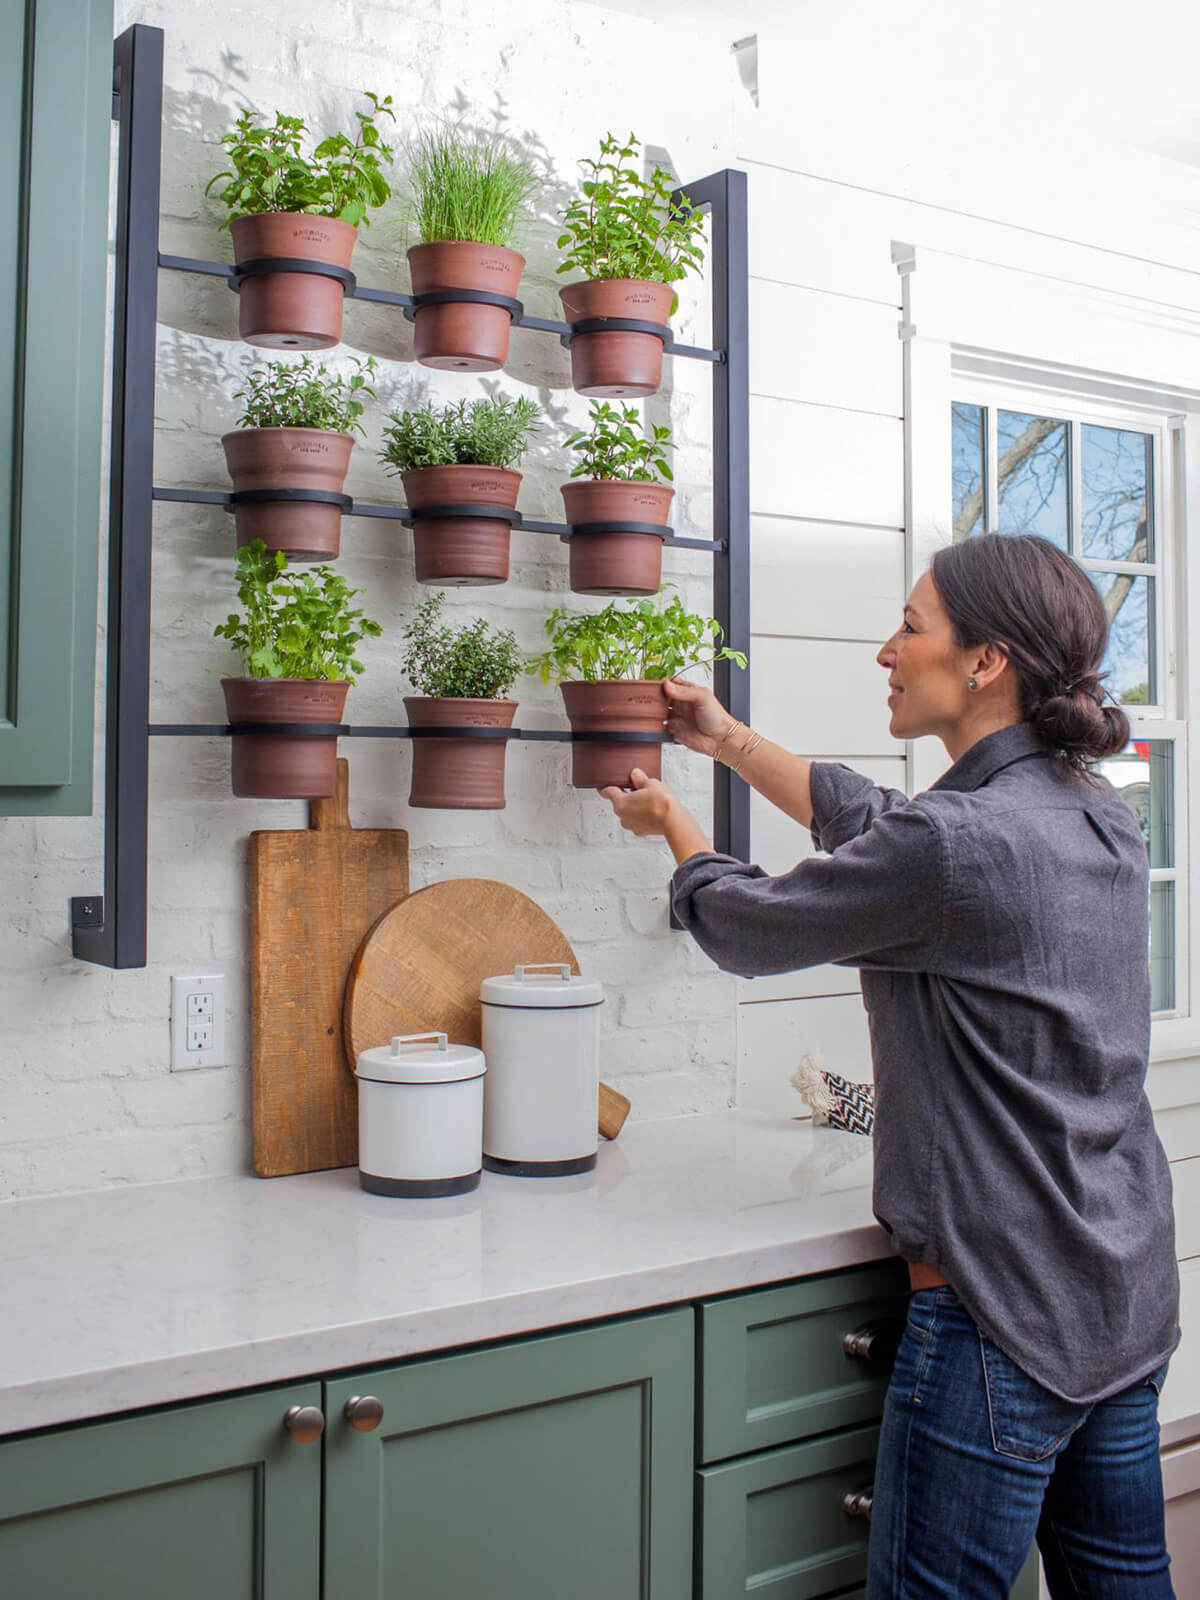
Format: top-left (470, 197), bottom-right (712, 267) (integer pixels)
top-left (171, 974), bottom-right (225, 1070)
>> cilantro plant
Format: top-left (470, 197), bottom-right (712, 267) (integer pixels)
top-left (399, 592), bottom-right (524, 700)
top-left (380, 395), bottom-right (541, 473)
top-left (408, 127), bottom-right (538, 247)
top-left (235, 355), bottom-right (377, 433)
top-left (557, 133), bottom-right (706, 291)
top-left (529, 590), bottom-right (746, 685)
top-left (214, 541), bottom-right (382, 683)
top-left (206, 93), bottom-right (396, 228)
top-left (565, 401), bottom-right (674, 483)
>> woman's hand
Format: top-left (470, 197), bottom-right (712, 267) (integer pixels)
top-left (600, 770), bottom-right (714, 864)
top-left (664, 676), bottom-right (733, 757)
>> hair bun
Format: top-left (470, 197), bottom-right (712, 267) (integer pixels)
top-left (1032, 687), bottom-right (1128, 763)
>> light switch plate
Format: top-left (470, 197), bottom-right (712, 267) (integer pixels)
top-left (171, 974), bottom-right (225, 1070)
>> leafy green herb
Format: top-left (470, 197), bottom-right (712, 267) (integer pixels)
top-left (380, 395), bottom-right (541, 473)
top-left (528, 590), bottom-right (746, 685)
top-left (214, 541), bottom-right (382, 683)
top-left (205, 93), bottom-right (396, 228)
top-left (235, 355), bottom-right (377, 433)
top-left (557, 132), bottom-right (706, 291)
top-left (407, 126), bottom-right (538, 248)
top-left (399, 591), bottom-right (524, 699)
top-left (565, 400), bottom-right (674, 483)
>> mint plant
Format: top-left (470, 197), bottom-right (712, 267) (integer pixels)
top-left (206, 93), bottom-right (396, 227)
top-left (214, 541), bottom-right (382, 682)
top-left (380, 395), bottom-right (541, 473)
top-left (400, 592), bottom-right (524, 699)
top-left (557, 133), bottom-right (706, 290)
top-left (408, 127), bottom-right (538, 247)
top-left (529, 590), bottom-right (746, 685)
top-left (565, 401), bottom-right (674, 482)
top-left (235, 355), bottom-right (377, 433)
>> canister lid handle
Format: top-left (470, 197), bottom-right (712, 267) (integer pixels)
top-left (390, 1032), bottom-right (449, 1052)
top-left (513, 964), bottom-right (572, 983)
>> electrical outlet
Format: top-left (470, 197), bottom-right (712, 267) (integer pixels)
top-left (171, 974), bottom-right (225, 1070)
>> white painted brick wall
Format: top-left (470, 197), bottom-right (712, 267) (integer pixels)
top-left (0, 0), bottom-right (743, 1198)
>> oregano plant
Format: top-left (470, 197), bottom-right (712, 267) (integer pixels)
top-left (557, 132), bottom-right (706, 293)
top-left (400, 592), bottom-right (524, 699)
top-left (205, 93), bottom-right (396, 227)
top-left (565, 401), bottom-right (674, 482)
top-left (528, 590), bottom-right (746, 685)
top-left (214, 540), bottom-right (382, 683)
top-left (380, 395), bottom-right (541, 473)
top-left (235, 355), bottom-right (377, 433)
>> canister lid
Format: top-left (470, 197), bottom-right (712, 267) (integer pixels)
top-left (479, 963), bottom-right (604, 1009)
top-left (355, 1032), bottom-right (486, 1085)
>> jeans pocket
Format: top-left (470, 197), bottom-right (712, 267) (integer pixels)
top-left (978, 1333), bottom-right (1089, 1462)
top-left (904, 1288), bottom-right (937, 1344)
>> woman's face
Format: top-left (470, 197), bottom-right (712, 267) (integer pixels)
top-left (876, 570), bottom-right (980, 742)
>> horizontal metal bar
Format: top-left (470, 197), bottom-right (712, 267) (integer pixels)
top-left (148, 723), bottom-right (675, 743)
top-left (154, 486), bottom-right (232, 506)
top-left (153, 253), bottom-right (724, 359)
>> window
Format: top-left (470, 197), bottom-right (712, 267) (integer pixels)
top-left (951, 390), bottom-right (1185, 1018)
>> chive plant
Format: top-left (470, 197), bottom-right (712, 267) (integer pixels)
top-left (408, 127), bottom-right (539, 247)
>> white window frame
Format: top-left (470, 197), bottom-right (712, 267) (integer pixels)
top-left (893, 240), bottom-right (1200, 1094)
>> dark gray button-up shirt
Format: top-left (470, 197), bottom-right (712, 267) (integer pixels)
top-left (672, 722), bottom-right (1180, 1403)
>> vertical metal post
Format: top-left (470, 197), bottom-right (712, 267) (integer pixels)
top-left (673, 169), bottom-right (751, 863)
top-left (72, 25), bottom-right (162, 967)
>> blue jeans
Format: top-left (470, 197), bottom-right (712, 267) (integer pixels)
top-left (867, 1286), bottom-right (1173, 1598)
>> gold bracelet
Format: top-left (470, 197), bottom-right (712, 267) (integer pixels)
top-left (728, 730), bottom-right (763, 777)
top-left (711, 718), bottom-right (742, 765)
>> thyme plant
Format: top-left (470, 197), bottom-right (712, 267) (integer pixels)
top-left (206, 93), bottom-right (396, 227)
top-left (408, 127), bottom-right (538, 247)
top-left (557, 132), bottom-right (706, 290)
top-left (529, 590), bottom-right (746, 685)
top-left (214, 541), bottom-right (382, 682)
top-left (380, 395), bottom-right (541, 472)
top-left (565, 401), bottom-right (674, 482)
top-left (399, 592), bottom-right (524, 700)
top-left (234, 355), bottom-right (377, 433)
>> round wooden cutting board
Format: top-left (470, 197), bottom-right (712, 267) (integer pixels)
top-left (344, 878), bottom-right (581, 1064)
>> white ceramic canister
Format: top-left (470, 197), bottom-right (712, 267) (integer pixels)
top-left (479, 963), bottom-right (604, 1176)
top-left (354, 1032), bottom-right (486, 1197)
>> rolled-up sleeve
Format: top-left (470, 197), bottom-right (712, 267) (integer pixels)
top-left (671, 801), bottom-right (945, 979)
top-left (809, 761), bottom-right (912, 853)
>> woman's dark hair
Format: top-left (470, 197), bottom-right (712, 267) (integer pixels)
top-left (930, 533), bottom-right (1129, 770)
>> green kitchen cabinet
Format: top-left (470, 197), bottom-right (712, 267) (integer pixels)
top-left (323, 1307), bottom-right (694, 1600)
top-left (0, 0), bottom-right (111, 814)
top-left (0, 1381), bottom-right (323, 1599)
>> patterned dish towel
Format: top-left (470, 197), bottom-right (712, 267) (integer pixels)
top-left (791, 1051), bottom-right (875, 1136)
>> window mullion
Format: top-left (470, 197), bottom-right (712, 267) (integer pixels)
top-left (1069, 417), bottom-right (1082, 558)
top-left (984, 405), bottom-right (998, 532)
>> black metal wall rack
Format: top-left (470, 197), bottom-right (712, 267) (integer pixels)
top-left (72, 22), bottom-right (750, 969)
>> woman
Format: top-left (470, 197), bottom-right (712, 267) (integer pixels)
top-left (603, 533), bottom-right (1180, 1598)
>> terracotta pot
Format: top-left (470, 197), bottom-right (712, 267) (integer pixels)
top-left (408, 242), bottom-right (525, 372)
top-left (221, 678), bottom-right (348, 798)
top-left (558, 279), bottom-right (674, 397)
top-left (402, 464), bottom-right (521, 586)
top-left (562, 479), bottom-right (673, 596)
top-left (231, 214), bottom-right (358, 350)
top-left (222, 428), bottom-right (354, 560)
top-left (405, 697), bottom-right (518, 809)
top-left (560, 679), bottom-right (668, 789)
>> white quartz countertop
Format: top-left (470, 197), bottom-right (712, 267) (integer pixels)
top-left (1, 1108), bottom-right (1194, 1448)
top-left (0, 1110), bottom-right (890, 1435)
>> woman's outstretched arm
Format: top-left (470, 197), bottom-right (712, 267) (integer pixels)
top-left (664, 678), bottom-right (816, 827)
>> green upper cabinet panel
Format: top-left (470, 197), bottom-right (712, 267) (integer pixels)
top-left (323, 1308), bottom-right (695, 1600)
top-left (0, 1382), bottom-right (323, 1600)
top-left (0, 0), bottom-right (111, 815)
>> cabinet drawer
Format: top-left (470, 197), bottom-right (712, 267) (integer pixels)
top-left (697, 1423), bottom-right (879, 1598)
top-left (698, 1259), bottom-right (909, 1462)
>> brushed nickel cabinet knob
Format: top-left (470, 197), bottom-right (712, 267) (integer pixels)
top-left (842, 1487), bottom-right (874, 1521)
top-left (842, 1318), bottom-right (903, 1364)
top-left (344, 1394), bottom-right (384, 1432)
top-left (283, 1404), bottom-right (325, 1444)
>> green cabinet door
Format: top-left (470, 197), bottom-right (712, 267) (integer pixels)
top-left (323, 1308), bottom-right (694, 1600)
top-left (0, 0), bottom-right (110, 814)
top-left (0, 1383), bottom-right (322, 1600)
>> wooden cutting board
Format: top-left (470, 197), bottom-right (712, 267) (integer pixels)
top-left (250, 759), bottom-right (410, 1177)
top-left (344, 878), bottom-right (630, 1139)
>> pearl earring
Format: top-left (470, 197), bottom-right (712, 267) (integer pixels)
top-left (967, 677), bottom-right (978, 691)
